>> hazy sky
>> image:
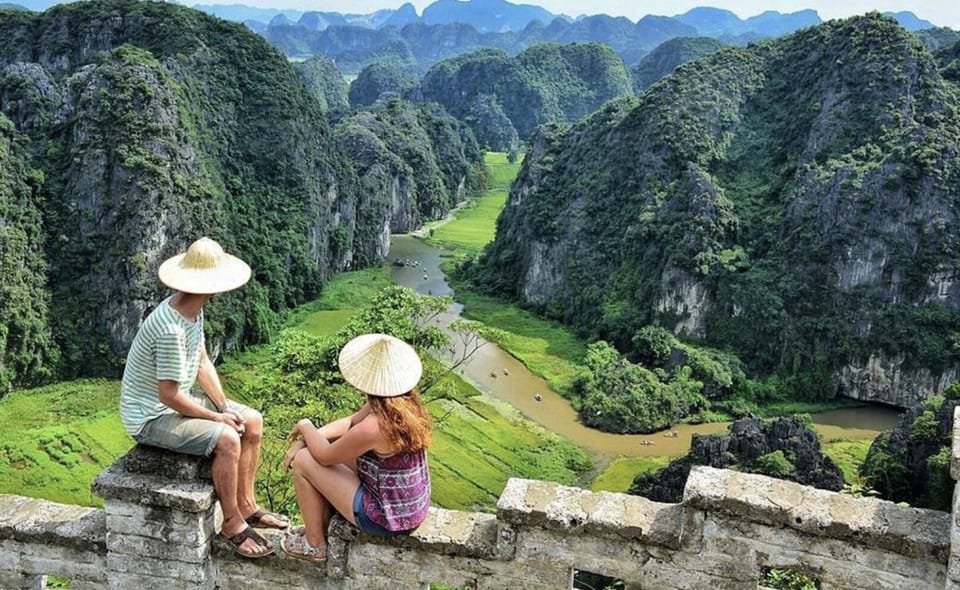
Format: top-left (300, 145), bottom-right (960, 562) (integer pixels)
top-left (204, 1), bottom-right (959, 29)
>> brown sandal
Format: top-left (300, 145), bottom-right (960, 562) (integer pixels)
top-left (245, 507), bottom-right (290, 530)
top-left (223, 525), bottom-right (274, 558)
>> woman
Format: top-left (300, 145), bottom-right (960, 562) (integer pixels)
top-left (281, 333), bottom-right (432, 561)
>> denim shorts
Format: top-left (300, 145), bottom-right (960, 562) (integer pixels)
top-left (134, 394), bottom-right (253, 457)
top-left (352, 486), bottom-right (408, 537)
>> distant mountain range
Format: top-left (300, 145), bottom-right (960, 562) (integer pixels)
top-left (186, 0), bottom-right (937, 35)
top-left (173, 0), bottom-right (942, 73)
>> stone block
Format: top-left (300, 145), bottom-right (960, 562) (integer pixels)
top-left (104, 499), bottom-right (214, 546)
top-left (93, 466), bottom-right (215, 513)
top-left (106, 553), bottom-right (213, 585)
top-left (17, 550), bottom-right (106, 583)
top-left (106, 530), bottom-right (210, 562)
top-left (0, 540), bottom-right (19, 571)
top-left (113, 445), bottom-right (213, 481)
top-left (684, 466), bottom-right (950, 562)
top-left (497, 478), bottom-right (683, 548)
top-left (0, 495), bottom-right (105, 553)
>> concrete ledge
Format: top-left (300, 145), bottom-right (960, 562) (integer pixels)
top-left (497, 477), bottom-right (685, 549)
top-left (683, 466), bottom-right (950, 562)
top-left (0, 494), bottom-right (105, 552)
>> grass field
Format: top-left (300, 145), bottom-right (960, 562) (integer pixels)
top-left (424, 151), bottom-right (519, 256)
top-left (588, 456), bottom-right (672, 493)
top-left (0, 380), bottom-right (132, 507)
top-left (822, 438), bottom-right (873, 484)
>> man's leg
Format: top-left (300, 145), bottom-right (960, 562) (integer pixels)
top-left (213, 428), bottom-right (270, 556)
top-left (232, 406), bottom-right (287, 527)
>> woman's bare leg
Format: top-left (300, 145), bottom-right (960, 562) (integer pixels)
top-left (291, 448), bottom-right (361, 547)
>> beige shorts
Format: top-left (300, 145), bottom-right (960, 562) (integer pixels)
top-left (134, 394), bottom-right (255, 457)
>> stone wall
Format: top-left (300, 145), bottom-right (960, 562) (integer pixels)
top-left (3, 412), bottom-right (960, 590)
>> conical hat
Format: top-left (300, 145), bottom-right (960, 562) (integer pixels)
top-left (157, 237), bottom-right (251, 294)
top-left (338, 333), bottom-right (422, 397)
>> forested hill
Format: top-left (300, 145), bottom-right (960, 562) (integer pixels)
top-left (418, 43), bottom-right (633, 151)
top-left (469, 14), bottom-right (960, 407)
top-left (0, 0), bottom-right (483, 389)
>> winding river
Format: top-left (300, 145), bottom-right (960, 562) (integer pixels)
top-left (388, 235), bottom-right (902, 461)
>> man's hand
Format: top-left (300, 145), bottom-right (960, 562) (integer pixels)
top-left (221, 411), bottom-right (246, 436)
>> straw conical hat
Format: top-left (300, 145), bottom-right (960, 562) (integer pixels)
top-left (157, 237), bottom-right (251, 294)
top-left (338, 333), bottom-right (422, 397)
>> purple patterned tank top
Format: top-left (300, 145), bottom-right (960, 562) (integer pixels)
top-left (357, 448), bottom-right (431, 531)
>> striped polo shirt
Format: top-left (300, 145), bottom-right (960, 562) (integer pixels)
top-left (120, 296), bottom-right (204, 436)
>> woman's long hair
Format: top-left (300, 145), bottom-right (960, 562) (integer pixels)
top-left (368, 388), bottom-right (432, 453)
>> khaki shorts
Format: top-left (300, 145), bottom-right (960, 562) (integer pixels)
top-left (134, 394), bottom-right (255, 457)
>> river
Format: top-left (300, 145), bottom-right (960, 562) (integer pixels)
top-left (388, 235), bottom-right (903, 461)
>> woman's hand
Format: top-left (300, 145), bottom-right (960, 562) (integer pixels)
top-left (287, 418), bottom-right (313, 441)
top-left (283, 439), bottom-right (306, 472)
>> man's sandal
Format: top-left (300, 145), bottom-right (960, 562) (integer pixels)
top-left (223, 525), bottom-right (274, 559)
top-left (245, 508), bottom-right (290, 530)
top-left (281, 529), bottom-right (327, 562)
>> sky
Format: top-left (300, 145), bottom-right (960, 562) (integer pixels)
top-left (196, 0), bottom-right (960, 29)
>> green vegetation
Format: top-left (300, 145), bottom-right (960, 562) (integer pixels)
top-left (632, 36), bottom-right (727, 92)
top-left (420, 44), bottom-right (633, 150)
top-left (219, 271), bottom-right (589, 514)
top-left (0, 0), bottom-right (485, 383)
top-left (0, 380), bottom-right (131, 506)
top-left (0, 114), bottom-right (57, 391)
top-left (762, 568), bottom-right (819, 590)
top-left (822, 439), bottom-right (872, 484)
top-left (589, 456), bottom-right (670, 493)
top-left (468, 14), bottom-right (960, 435)
top-left (861, 393), bottom-right (955, 510)
top-left (348, 62), bottom-right (419, 107)
top-left (293, 56), bottom-right (349, 113)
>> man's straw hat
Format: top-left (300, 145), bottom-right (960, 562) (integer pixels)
top-left (338, 333), bottom-right (423, 397)
top-left (158, 237), bottom-right (251, 294)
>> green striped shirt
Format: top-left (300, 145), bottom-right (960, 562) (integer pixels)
top-left (120, 296), bottom-right (205, 435)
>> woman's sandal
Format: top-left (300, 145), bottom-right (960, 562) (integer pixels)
top-left (245, 508), bottom-right (290, 530)
top-left (281, 529), bottom-right (327, 562)
top-left (223, 525), bottom-right (274, 559)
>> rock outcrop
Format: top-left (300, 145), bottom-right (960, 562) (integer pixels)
top-left (472, 14), bottom-right (960, 406)
top-left (631, 416), bottom-right (844, 503)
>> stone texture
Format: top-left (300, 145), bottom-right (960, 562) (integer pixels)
top-left (2, 449), bottom-right (960, 590)
top-left (684, 466), bottom-right (950, 562)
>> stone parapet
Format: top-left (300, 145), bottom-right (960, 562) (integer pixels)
top-left (0, 446), bottom-right (958, 589)
top-left (684, 465), bottom-right (951, 563)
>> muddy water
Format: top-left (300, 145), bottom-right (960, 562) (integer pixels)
top-left (388, 235), bottom-right (903, 460)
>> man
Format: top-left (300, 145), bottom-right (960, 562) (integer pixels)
top-left (120, 237), bottom-right (287, 559)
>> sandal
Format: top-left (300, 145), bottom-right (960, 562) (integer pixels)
top-left (245, 508), bottom-right (290, 530)
top-left (222, 525), bottom-right (274, 559)
top-left (281, 529), bottom-right (327, 562)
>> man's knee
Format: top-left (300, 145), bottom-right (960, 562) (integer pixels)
top-left (244, 410), bottom-right (263, 435)
top-left (216, 428), bottom-right (242, 457)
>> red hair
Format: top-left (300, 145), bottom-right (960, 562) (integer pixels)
top-left (368, 389), bottom-right (432, 452)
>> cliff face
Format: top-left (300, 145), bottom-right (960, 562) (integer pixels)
top-left (0, 114), bottom-right (55, 391)
top-left (473, 15), bottom-right (960, 405)
top-left (0, 0), bottom-right (479, 380)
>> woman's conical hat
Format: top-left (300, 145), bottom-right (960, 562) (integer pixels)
top-left (338, 333), bottom-right (422, 397)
